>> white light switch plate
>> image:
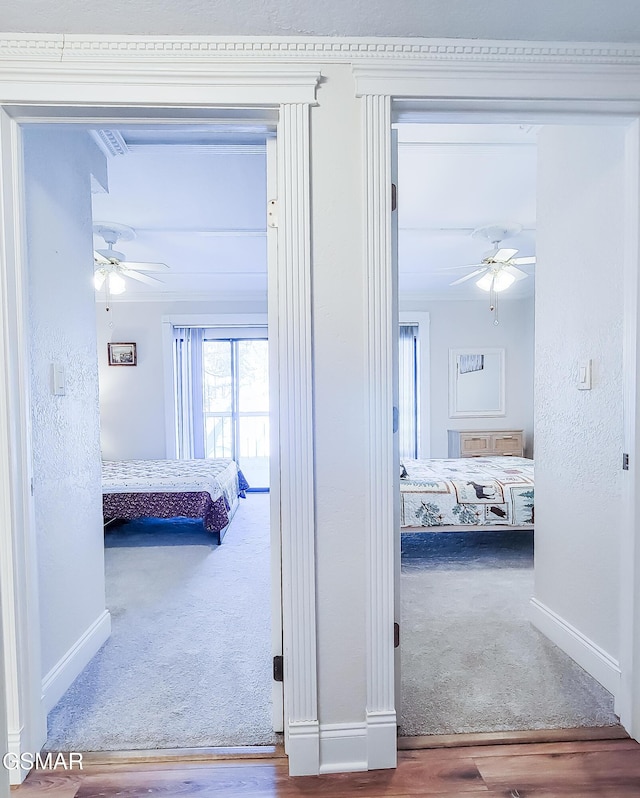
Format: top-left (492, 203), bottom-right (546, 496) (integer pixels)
top-left (51, 362), bottom-right (66, 396)
top-left (577, 358), bottom-right (592, 390)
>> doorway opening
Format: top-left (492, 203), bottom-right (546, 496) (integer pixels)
top-left (394, 118), bottom-right (628, 740)
top-left (20, 118), bottom-right (283, 753)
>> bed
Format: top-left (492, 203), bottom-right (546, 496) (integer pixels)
top-left (101, 458), bottom-right (250, 543)
top-left (400, 456), bottom-right (534, 530)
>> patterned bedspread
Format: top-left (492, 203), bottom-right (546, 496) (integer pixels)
top-left (400, 457), bottom-right (534, 528)
top-left (101, 459), bottom-right (249, 537)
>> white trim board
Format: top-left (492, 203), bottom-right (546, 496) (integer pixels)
top-left (317, 716), bottom-right (398, 775)
top-left (4, 35), bottom-right (640, 65)
top-left (530, 598), bottom-right (621, 703)
top-left (41, 611), bottom-right (111, 716)
top-left (318, 723), bottom-right (368, 775)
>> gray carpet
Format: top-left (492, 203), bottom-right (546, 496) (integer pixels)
top-left (399, 530), bottom-right (619, 736)
top-left (46, 493), bottom-right (278, 751)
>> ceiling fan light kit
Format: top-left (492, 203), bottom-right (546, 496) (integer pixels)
top-left (476, 270), bottom-right (516, 292)
top-left (92, 222), bottom-right (169, 310)
top-left (449, 222), bottom-right (536, 324)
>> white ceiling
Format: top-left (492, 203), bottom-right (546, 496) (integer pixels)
top-left (4, 0), bottom-right (640, 41)
top-left (91, 122), bottom-right (537, 303)
top-left (91, 126), bottom-right (270, 301)
top-left (397, 123), bottom-right (537, 300)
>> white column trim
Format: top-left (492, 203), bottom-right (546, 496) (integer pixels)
top-left (362, 93), bottom-right (397, 771)
top-left (277, 103), bottom-right (319, 775)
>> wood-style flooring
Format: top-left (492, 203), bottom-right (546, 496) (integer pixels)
top-left (11, 736), bottom-right (640, 797)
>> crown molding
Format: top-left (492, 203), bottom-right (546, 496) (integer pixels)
top-left (91, 129), bottom-right (128, 157)
top-left (1, 35), bottom-right (640, 65)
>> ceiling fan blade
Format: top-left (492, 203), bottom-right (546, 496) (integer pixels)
top-left (120, 261), bottom-right (169, 272)
top-left (450, 267), bottom-right (488, 286)
top-left (510, 256), bottom-right (536, 266)
top-left (505, 265), bottom-right (529, 280)
top-left (493, 248), bottom-right (518, 262)
top-left (124, 270), bottom-right (165, 286)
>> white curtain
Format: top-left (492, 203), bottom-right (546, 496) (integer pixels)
top-left (398, 324), bottom-right (418, 460)
top-left (173, 326), bottom-right (205, 459)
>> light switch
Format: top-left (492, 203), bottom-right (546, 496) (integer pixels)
top-left (51, 363), bottom-right (66, 396)
top-left (577, 358), bottom-right (592, 390)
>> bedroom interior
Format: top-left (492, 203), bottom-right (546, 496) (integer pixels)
top-left (395, 121), bottom-right (619, 737)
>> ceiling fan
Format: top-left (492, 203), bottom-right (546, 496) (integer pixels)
top-left (93, 222), bottom-right (169, 299)
top-left (448, 224), bottom-right (536, 324)
top-left (449, 224), bottom-right (535, 290)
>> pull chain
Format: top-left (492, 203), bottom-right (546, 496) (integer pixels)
top-left (489, 276), bottom-right (500, 325)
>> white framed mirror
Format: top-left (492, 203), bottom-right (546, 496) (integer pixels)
top-left (449, 348), bottom-right (505, 418)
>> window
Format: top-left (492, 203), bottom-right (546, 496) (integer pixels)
top-left (398, 323), bottom-right (419, 460)
top-left (173, 326), bottom-right (269, 490)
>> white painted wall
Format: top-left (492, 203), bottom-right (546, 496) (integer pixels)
top-left (534, 125), bottom-right (626, 661)
top-left (3, 0), bottom-right (640, 41)
top-left (97, 298), bottom-right (267, 460)
top-left (311, 64), bottom-right (367, 724)
top-left (23, 129), bottom-right (109, 680)
top-left (400, 298), bottom-right (535, 458)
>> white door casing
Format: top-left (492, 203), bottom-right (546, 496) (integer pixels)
top-left (266, 134), bottom-right (284, 733)
top-left (0, 48), bottom-right (320, 780)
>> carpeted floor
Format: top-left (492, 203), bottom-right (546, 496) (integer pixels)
top-left (47, 508), bottom-right (618, 750)
top-left (399, 529), bottom-right (619, 736)
top-left (46, 493), bottom-right (277, 751)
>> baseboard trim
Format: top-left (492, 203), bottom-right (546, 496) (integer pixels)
top-left (398, 725), bottom-right (629, 750)
top-left (41, 610), bottom-right (111, 716)
top-left (529, 598), bottom-right (620, 698)
top-left (287, 720), bottom-right (319, 776)
top-left (318, 722), bottom-right (368, 774)
top-left (79, 745), bottom-right (285, 765)
top-left (366, 710), bottom-right (398, 770)
top-left (7, 728), bottom-right (27, 786)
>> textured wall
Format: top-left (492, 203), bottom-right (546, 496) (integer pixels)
top-left (24, 128), bottom-right (108, 678)
top-left (535, 125), bottom-right (625, 659)
top-left (400, 298), bottom-right (535, 459)
top-left (3, 0), bottom-right (640, 41)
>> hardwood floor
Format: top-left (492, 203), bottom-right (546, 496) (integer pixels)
top-left (12, 737), bottom-right (640, 797)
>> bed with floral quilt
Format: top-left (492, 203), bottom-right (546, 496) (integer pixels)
top-left (400, 456), bottom-right (534, 530)
top-left (101, 458), bottom-right (249, 543)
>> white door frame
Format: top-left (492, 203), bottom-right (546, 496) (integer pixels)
top-left (0, 47), bottom-right (320, 779)
top-left (355, 53), bottom-right (640, 749)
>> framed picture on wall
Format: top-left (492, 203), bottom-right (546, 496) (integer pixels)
top-left (107, 342), bottom-right (137, 366)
